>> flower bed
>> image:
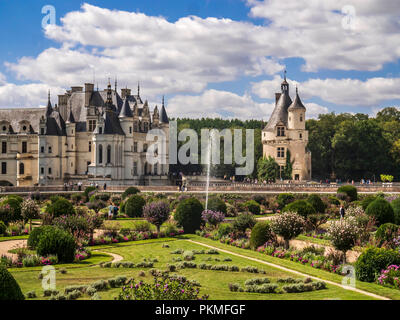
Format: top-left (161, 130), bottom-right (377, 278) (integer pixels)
top-left (88, 230), bottom-right (184, 246)
top-left (377, 265), bottom-right (400, 289)
top-left (196, 229), bottom-right (345, 276)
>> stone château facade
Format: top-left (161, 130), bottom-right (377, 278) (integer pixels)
top-left (0, 81), bottom-right (170, 187)
top-left (262, 75), bottom-right (311, 181)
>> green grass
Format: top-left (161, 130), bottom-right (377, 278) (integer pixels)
top-left (10, 238), bottom-right (380, 300)
top-left (295, 234), bottom-right (331, 246)
top-left (0, 235), bottom-right (29, 242)
top-left (188, 235), bottom-right (400, 300)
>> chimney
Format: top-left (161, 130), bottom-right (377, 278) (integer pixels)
top-left (275, 93), bottom-right (281, 104)
top-left (121, 88), bottom-right (131, 99)
top-left (85, 83), bottom-right (94, 107)
top-left (71, 86), bottom-right (83, 93)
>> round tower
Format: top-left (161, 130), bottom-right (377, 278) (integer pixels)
top-left (288, 87), bottom-right (306, 130)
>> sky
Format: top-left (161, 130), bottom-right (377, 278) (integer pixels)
top-left (0, 0), bottom-right (399, 121)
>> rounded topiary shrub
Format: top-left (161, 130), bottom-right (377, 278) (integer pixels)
top-left (307, 194), bottom-right (326, 213)
top-left (122, 187), bottom-right (140, 200)
top-left (1, 195), bottom-right (23, 222)
top-left (251, 195), bottom-right (267, 205)
top-left (250, 221), bottom-right (274, 250)
top-left (27, 225), bottom-right (55, 249)
top-left (0, 265), bottom-right (25, 300)
top-left (277, 193), bottom-right (295, 209)
top-left (206, 197), bottom-right (227, 214)
top-left (36, 227), bottom-right (76, 263)
top-left (125, 195), bottom-right (146, 218)
top-left (174, 198), bottom-right (204, 234)
top-left (375, 223), bottom-right (399, 245)
top-left (390, 198), bottom-right (400, 225)
top-left (337, 185), bottom-right (357, 202)
top-left (244, 200), bottom-right (261, 215)
top-left (328, 196), bottom-right (340, 206)
top-left (283, 200), bottom-right (316, 218)
top-left (0, 221), bottom-right (6, 235)
top-left (232, 213), bottom-right (257, 233)
top-left (365, 198), bottom-right (395, 226)
top-left (84, 186), bottom-right (96, 198)
top-left (355, 247), bottom-right (400, 282)
top-left (361, 195), bottom-right (376, 211)
top-left (217, 223), bottom-right (233, 238)
top-left (47, 197), bottom-right (75, 217)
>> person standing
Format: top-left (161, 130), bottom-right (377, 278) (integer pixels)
top-left (339, 205), bottom-right (345, 220)
top-left (108, 203), bottom-right (114, 220)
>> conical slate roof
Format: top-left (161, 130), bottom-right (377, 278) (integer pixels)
top-left (67, 109), bottom-right (75, 123)
top-left (264, 91), bottom-right (292, 131)
top-left (160, 105), bottom-right (169, 124)
top-left (288, 90), bottom-right (306, 111)
top-left (119, 97), bottom-right (133, 118)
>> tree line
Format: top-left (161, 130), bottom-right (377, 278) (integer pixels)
top-left (170, 107), bottom-right (400, 182)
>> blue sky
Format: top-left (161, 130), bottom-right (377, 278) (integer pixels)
top-left (0, 0), bottom-right (399, 120)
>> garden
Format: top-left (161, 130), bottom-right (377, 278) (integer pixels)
top-left (2, 185), bottom-right (400, 300)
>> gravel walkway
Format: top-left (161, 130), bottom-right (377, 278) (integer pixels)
top-left (188, 239), bottom-right (389, 300)
top-left (0, 239), bottom-right (27, 261)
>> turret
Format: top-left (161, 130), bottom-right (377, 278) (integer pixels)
top-left (288, 87), bottom-right (306, 130)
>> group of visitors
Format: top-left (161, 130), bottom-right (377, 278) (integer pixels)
top-left (108, 202), bottom-right (119, 220)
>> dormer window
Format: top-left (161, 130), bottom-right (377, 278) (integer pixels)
top-left (277, 126), bottom-right (285, 137)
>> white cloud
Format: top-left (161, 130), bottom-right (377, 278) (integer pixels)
top-left (247, 0), bottom-right (400, 71)
top-left (166, 89), bottom-right (328, 120)
top-left (6, 3), bottom-right (285, 98)
top-left (0, 83), bottom-right (64, 108)
top-left (167, 89), bottom-right (274, 120)
top-left (252, 76), bottom-right (400, 106)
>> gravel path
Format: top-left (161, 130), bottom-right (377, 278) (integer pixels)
top-left (188, 239), bottom-right (389, 300)
top-left (0, 239), bottom-right (27, 261)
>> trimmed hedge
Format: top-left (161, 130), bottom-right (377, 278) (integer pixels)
top-left (283, 200), bottom-right (316, 218)
top-left (122, 187), bottom-right (140, 200)
top-left (46, 197), bottom-right (75, 217)
top-left (277, 193), bottom-right (295, 209)
top-left (307, 194), bottom-right (326, 213)
top-left (250, 221), bottom-right (274, 250)
top-left (36, 227), bottom-right (77, 263)
top-left (0, 265), bottom-right (25, 300)
top-left (361, 195), bottom-right (376, 211)
top-left (124, 195), bottom-right (146, 218)
top-left (390, 198), bottom-right (400, 225)
top-left (0, 221), bottom-right (6, 235)
top-left (337, 185), bottom-right (357, 202)
top-left (244, 200), bottom-right (261, 215)
top-left (27, 225), bottom-right (55, 249)
top-left (365, 198), bottom-right (395, 226)
top-left (174, 198), bottom-right (204, 234)
top-left (375, 223), bottom-right (399, 245)
top-left (355, 247), bottom-right (400, 282)
top-left (232, 213), bottom-right (257, 233)
top-left (206, 197), bottom-right (227, 214)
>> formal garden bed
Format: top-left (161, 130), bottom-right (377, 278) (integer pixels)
top-left (2, 185), bottom-right (400, 300)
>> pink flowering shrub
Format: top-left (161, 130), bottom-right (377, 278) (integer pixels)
top-left (270, 212), bottom-right (306, 249)
top-left (377, 265), bottom-right (400, 289)
top-left (201, 210), bottom-right (225, 228)
top-left (143, 201), bottom-right (170, 233)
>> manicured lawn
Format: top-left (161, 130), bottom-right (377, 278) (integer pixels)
top-left (0, 235), bottom-right (29, 242)
top-left (188, 235), bottom-right (400, 300)
top-left (10, 238), bottom-right (379, 300)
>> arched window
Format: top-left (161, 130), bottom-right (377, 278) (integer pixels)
top-left (99, 145), bottom-right (103, 164)
top-left (19, 163), bottom-right (24, 175)
top-left (107, 145), bottom-right (111, 164)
